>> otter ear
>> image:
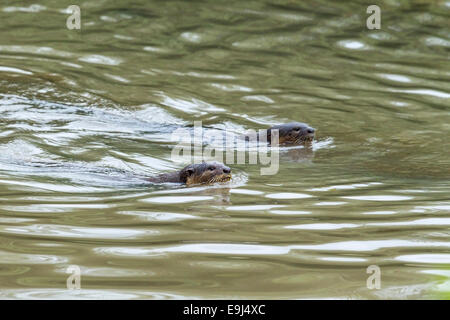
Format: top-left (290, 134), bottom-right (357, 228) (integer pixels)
top-left (186, 168), bottom-right (194, 176)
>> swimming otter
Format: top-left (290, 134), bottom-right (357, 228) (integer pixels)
top-left (147, 161), bottom-right (232, 185)
top-left (264, 122), bottom-right (315, 145)
top-left (242, 122), bottom-right (315, 145)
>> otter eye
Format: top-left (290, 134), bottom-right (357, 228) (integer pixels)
top-left (208, 166), bottom-right (215, 171)
top-left (294, 127), bottom-right (300, 131)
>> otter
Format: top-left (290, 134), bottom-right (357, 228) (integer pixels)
top-left (256, 122), bottom-right (315, 145)
top-left (268, 122), bottom-right (315, 145)
top-left (147, 161), bottom-right (232, 185)
top-left (238, 122), bottom-right (315, 145)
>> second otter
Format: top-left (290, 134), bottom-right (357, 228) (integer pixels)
top-left (267, 122), bottom-right (315, 145)
top-left (242, 122), bottom-right (315, 145)
top-left (147, 162), bottom-right (232, 186)
top-left (262, 122), bottom-right (315, 145)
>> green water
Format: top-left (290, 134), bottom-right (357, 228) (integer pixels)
top-left (0, 0), bottom-right (449, 299)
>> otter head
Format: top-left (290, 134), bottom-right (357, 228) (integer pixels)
top-left (267, 122), bottom-right (315, 145)
top-left (180, 162), bottom-right (232, 186)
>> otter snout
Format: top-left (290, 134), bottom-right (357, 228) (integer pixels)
top-left (307, 127), bottom-right (315, 134)
top-left (222, 166), bottom-right (231, 174)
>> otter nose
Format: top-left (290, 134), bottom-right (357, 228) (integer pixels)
top-left (222, 166), bottom-right (231, 174)
top-left (307, 127), bottom-right (315, 134)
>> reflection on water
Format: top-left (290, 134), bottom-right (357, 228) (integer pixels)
top-left (0, 0), bottom-right (449, 299)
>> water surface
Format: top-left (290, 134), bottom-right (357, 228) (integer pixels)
top-left (0, 0), bottom-right (449, 299)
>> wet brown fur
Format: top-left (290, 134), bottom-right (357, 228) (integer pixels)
top-left (244, 122), bottom-right (315, 145)
top-left (147, 162), bottom-right (231, 186)
top-left (265, 122), bottom-right (315, 145)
